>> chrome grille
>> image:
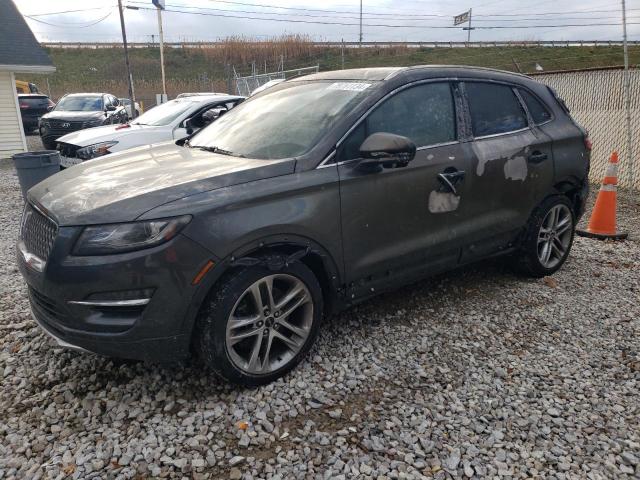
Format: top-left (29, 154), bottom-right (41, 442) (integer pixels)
top-left (49, 120), bottom-right (84, 130)
top-left (21, 204), bottom-right (57, 261)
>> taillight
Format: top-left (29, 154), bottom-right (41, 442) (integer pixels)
top-left (584, 137), bottom-right (592, 151)
top-left (19, 103), bottom-right (29, 109)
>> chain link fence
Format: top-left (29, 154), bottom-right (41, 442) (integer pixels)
top-left (535, 68), bottom-right (639, 190)
top-left (234, 65), bottom-right (319, 97)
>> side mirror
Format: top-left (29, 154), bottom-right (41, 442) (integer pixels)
top-left (202, 107), bottom-right (226, 124)
top-left (106, 105), bottom-right (117, 112)
top-left (357, 132), bottom-right (416, 171)
top-left (184, 117), bottom-right (195, 135)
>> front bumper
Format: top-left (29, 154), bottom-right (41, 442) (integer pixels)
top-left (17, 227), bottom-right (217, 363)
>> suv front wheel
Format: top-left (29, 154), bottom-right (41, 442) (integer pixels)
top-left (517, 196), bottom-right (575, 277)
top-left (195, 255), bottom-right (323, 386)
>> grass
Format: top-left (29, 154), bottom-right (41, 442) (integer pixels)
top-left (19, 36), bottom-right (640, 107)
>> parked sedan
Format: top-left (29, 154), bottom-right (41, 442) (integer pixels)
top-left (39, 93), bottom-right (127, 149)
top-left (18, 94), bottom-right (55, 133)
top-left (17, 66), bottom-right (590, 386)
top-left (56, 94), bottom-right (243, 168)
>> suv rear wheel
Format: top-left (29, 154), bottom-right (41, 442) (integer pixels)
top-left (517, 196), bottom-right (575, 277)
top-left (195, 255), bottom-right (323, 386)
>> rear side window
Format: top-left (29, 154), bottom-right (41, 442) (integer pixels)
top-left (465, 82), bottom-right (527, 137)
top-left (519, 89), bottom-right (552, 124)
top-left (18, 96), bottom-right (49, 107)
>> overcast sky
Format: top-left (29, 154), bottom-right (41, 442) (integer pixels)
top-left (14, 0), bottom-right (640, 44)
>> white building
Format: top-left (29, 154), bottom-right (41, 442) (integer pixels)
top-left (0, 0), bottom-right (55, 159)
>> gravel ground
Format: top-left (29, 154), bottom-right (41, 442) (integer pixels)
top-left (0, 161), bottom-right (639, 479)
top-left (25, 132), bottom-right (44, 152)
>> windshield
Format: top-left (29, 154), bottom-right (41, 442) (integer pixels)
top-left (132, 99), bottom-right (196, 126)
top-left (189, 81), bottom-right (373, 159)
top-left (55, 96), bottom-right (103, 112)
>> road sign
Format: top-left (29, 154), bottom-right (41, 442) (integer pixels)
top-left (454, 10), bottom-right (470, 26)
top-left (152, 0), bottom-right (165, 9)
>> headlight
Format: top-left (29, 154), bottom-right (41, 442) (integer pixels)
top-left (72, 216), bottom-right (191, 255)
top-left (76, 141), bottom-right (118, 160)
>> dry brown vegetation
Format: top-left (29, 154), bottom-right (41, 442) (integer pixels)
top-left (21, 35), bottom-right (640, 108)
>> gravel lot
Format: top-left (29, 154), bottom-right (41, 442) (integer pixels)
top-left (0, 159), bottom-right (639, 479)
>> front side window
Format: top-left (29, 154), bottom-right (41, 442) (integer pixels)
top-left (368, 82), bottom-right (456, 148)
top-left (465, 82), bottom-right (527, 137)
top-left (338, 82), bottom-right (456, 162)
top-left (519, 89), bottom-right (552, 124)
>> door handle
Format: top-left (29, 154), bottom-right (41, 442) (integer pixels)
top-left (528, 151), bottom-right (548, 164)
top-left (437, 170), bottom-right (465, 195)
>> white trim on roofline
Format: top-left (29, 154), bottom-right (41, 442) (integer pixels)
top-left (10, 72), bottom-right (28, 153)
top-left (0, 64), bottom-right (56, 73)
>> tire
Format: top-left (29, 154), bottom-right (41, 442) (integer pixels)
top-left (194, 254), bottom-right (323, 386)
top-left (516, 195), bottom-right (575, 278)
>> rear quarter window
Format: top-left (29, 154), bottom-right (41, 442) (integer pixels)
top-left (519, 89), bottom-right (552, 124)
top-left (465, 82), bottom-right (527, 137)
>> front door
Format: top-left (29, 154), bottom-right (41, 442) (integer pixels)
top-left (336, 81), bottom-right (481, 298)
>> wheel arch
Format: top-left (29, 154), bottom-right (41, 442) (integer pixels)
top-left (552, 175), bottom-right (589, 220)
top-left (182, 234), bottom-right (344, 345)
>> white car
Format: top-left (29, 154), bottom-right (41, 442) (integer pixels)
top-left (118, 97), bottom-right (141, 119)
top-left (56, 94), bottom-right (244, 168)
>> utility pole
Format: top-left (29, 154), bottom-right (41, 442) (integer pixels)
top-left (359, 0), bottom-right (363, 46)
top-left (156, 5), bottom-right (167, 100)
top-left (117, 0), bottom-right (137, 119)
top-left (341, 38), bottom-right (345, 69)
top-left (622, 0), bottom-right (635, 190)
top-left (467, 8), bottom-right (473, 44)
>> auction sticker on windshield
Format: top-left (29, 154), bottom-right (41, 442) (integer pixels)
top-left (327, 82), bottom-right (372, 91)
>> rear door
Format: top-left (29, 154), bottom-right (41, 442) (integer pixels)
top-left (336, 81), bottom-right (483, 295)
top-left (460, 81), bottom-right (554, 261)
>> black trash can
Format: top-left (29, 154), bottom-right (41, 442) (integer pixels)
top-left (12, 150), bottom-right (60, 201)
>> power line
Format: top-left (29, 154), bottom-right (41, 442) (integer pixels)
top-left (197, 0), bottom-right (640, 19)
top-left (127, 1), bottom-right (639, 23)
top-left (23, 6), bottom-right (116, 17)
top-left (25, 11), bottom-right (114, 28)
top-left (132, 6), bottom-right (640, 30)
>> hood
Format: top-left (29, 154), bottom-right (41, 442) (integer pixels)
top-left (57, 123), bottom-right (155, 147)
top-left (29, 142), bottom-right (295, 225)
top-left (42, 110), bottom-right (105, 122)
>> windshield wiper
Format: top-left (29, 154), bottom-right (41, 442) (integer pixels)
top-left (192, 146), bottom-right (245, 158)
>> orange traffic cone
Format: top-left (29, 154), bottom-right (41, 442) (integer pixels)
top-left (576, 151), bottom-right (628, 240)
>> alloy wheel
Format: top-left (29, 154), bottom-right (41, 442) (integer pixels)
top-left (225, 274), bottom-right (313, 374)
top-left (537, 204), bottom-right (573, 269)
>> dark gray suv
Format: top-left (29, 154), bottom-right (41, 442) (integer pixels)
top-left (17, 66), bottom-right (590, 385)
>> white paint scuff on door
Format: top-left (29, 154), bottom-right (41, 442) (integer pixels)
top-left (472, 133), bottom-right (535, 177)
top-left (428, 190), bottom-right (460, 213)
top-left (503, 155), bottom-right (528, 181)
